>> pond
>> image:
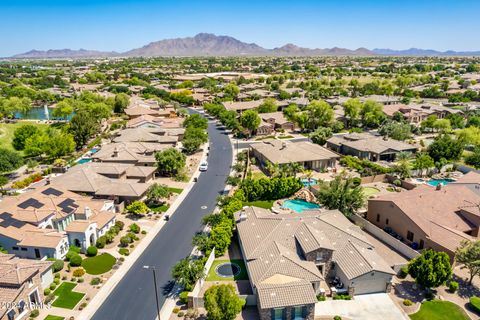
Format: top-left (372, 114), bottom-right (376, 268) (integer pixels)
top-left (281, 199), bottom-right (321, 213)
top-left (15, 106), bottom-right (73, 120)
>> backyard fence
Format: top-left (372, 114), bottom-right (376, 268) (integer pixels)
top-left (188, 249), bottom-right (216, 309)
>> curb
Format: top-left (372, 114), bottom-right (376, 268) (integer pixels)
top-left (78, 143), bottom-right (209, 320)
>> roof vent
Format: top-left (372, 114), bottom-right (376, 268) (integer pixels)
top-left (239, 210), bottom-right (247, 222)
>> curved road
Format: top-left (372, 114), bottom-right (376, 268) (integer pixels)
top-left (92, 111), bottom-right (232, 320)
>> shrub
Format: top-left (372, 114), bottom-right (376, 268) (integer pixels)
top-left (77, 278), bottom-right (84, 283)
top-left (115, 220), bottom-right (124, 230)
top-left (470, 296), bottom-right (480, 313)
top-left (449, 281), bottom-right (459, 293)
top-left (403, 299), bottom-right (413, 306)
top-left (96, 236), bottom-right (106, 248)
top-left (424, 291), bottom-right (434, 300)
top-left (54, 272), bottom-right (61, 279)
top-left (29, 309), bottom-right (40, 318)
top-left (79, 302), bottom-right (87, 310)
top-left (44, 288), bottom-right (51, 295)
top-left (352, 177), bottom-right (362, 187)
top-left (141, 230), bottom-right (147, 235)
top-left (90, 277), bottom-right (102, 286)
top-left (398, 266), bottom-right (409, 279)
top-left (177, 312), bottom-right (184, 317)
top-left (53, 278), bottom-right (60, 284)
top-left (179, 291), bottom-right (189, 304)
top-left (333, 294), bottom-right (351, 300)
top-left (86, 246), bottom-right (98, 257)
top-left (69, 254), bottom-right (82, 267)
top-left (49, 283), bottom-right (57, 290)
top-left (334, 316), bottom-right (342, 320)
top-left (172, 307), bottom-right (180, 314)
top-left (69, 245), bottom-right (81, 253)
top-left (65, 250), bottom-right (77, 261)
top-left (118, 248), bottom-right (130, 256)
top-left (127, 232), bottom-right (138, 241)
top-left (317, 295), bottom-right (326, 301)
top-left (45, 293), bottom-right (55, 304)
top-left (105, 233), bottom-right (114, 244)
top-left (73, 268), bottom-right (85, 277)
top-left (129, 223), bottom-right (140, 234)
top-left (120, 236), bottom-right (132, 247)
top-left (52, 259), bottom-right (64, 272)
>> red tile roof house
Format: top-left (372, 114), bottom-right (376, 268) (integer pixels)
top-left (0, 254), bottom-right (53, 320)
top-left (366, 184), bottom-right (480, 262)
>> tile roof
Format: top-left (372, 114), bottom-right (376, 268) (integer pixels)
top-left (256, 280), bottom-right (317, 309)
top-left (327, 133), bottom-right (418, 154)
top-left (251, 139), bottom-right (339, 165)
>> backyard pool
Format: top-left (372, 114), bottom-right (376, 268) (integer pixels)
top-left (77, 158), bottom-right (92, 165)
top-left (281, 199), bottom-right (320, 213)
top-left (301, 178), bottom-right (318, 187)
top-left (426, 179), bottom-right (455, 187)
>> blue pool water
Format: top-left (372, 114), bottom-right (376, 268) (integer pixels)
top-left (281, 199), bottom-right (320, 213)
top-left (90, 148), bottom-right (99, 154)
top-left (427, 179), bottom-right (454, 187)
top-left (301, 178), bottom-right (318, 187)
top-left (77, 158), bottom-right (92, 164)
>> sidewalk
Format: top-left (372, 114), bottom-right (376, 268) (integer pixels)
top-left (78, 143), bottom-right (209, 320)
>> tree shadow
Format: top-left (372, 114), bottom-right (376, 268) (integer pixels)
top-left (452, 274), bottom-right (480, 299)
top-left (394, 280), bottom-right (425, 303)
top-left (161, 280), bottom-right (176, 297)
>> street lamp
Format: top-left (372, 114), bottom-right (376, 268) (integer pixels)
top-left (143, 265), bottom-right (161, 320)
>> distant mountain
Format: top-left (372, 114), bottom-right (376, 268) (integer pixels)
top-left (11, 34), bottom-right (480, 58)
top-left (124, 33), bottom-right (268, 57)
top-left (373, 48), bottom-right (480, 56)
top-left (12, 49), bottom-right (118, 59)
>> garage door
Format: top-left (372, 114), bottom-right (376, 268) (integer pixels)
top-left (353, 279), bottom-right (387, 295)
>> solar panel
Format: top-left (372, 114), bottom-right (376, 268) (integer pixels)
top-left (57, 198), bottom-right (78, 213)
top-left (18, 198), bottom-right (44, 209)
top-left (41, 187), bottom-right (64, 196)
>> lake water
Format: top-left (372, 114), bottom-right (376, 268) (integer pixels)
top-left (15, 107), bottom-right (72, 120)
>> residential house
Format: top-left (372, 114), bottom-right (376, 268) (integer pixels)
top-left (235, 207), bottom-right (395, 320)
top-left (326, 133), bottom-right (418, 161)
top-left (366, 185), bottom-right (480, 261)
top-left (0, 185), bottom-right (116, 258)
top-left (382, 103), bottom-right (463, 124)
top-left (223, 100), bottom-right (264, 113)
top-left (92, 142), bottom-right (167, 166)
top-left (251, 139), bottom-right (339, 171)
top-left (260, 112), bottom-right (295, 131)
top-left (0, 254), bottom-right (53, 320)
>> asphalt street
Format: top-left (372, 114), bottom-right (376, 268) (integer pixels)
top-left (91, 112), bottom-right (232, 320)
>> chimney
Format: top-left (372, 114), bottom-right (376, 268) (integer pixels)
top-left (113, 147), bottom-right (119, 158)
top-left (85, 206), bottom-right (92, 218)
top-left (239, 209), bottom-right (247, 222)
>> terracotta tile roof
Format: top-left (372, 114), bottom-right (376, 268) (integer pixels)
top-left (65, 220), bottom-right (94, 233)
top-left (0, 253), bottom-right (52, 286)
top-left (327, 133), bottom-right (418, 154)
top-left (257, 280), bottom-right (317, 309)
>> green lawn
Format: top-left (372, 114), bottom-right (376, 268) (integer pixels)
top-left (148, 203), bottom-right (170, 212)
top-left (362, 187), bottom-right (380, 198)
top-left (206, 259), bottom-right (249, 281)
top-left (167, 187), bottom-right (183, 194)
top-left (409, 300), bottom-right (469, 320)
top-left (0, 121), bottom-right (48, 151)
top-left (44, 315), bottom-right (65, 320)
top-left (250, 171), bottom-right (268, 180)
top-left (278, 135), bottom-right (294, 139)
top-left (51, 282), bottom-right (85, 309)
top-left (243, 200), bottom-right (275, 209)
top-left (82, 253), bottom-right (116, 275)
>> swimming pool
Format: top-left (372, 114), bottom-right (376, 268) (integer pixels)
top-left (77, 158), bottom-right (92, 165)
top-left (427, 179), bottom-right (455, 187)
top-left (301, 178), bottom-right (318, 187)
top-left (281, 199), bottom-right (320, 213)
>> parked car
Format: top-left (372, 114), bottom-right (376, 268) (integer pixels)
top-left (199, 161), bottom-right (208, 172)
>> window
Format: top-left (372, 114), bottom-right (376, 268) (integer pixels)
top-left (407, 231), bottom-right (414, 242)
top-left (21, 248), bottom-right (28, 251)
top-left (316, 251), bottom-right (324, 261)
top-left (386, 219), bottom-right (389, 225)
top-left (7, 309), bottom-right (15, 320)
top-left (376, 214), bottom-right (380, 222)
top-left (12, 246), bottom-right (19, 251)
top-left (272, 308), bottom-right (284, 320)
top-left (18, 300), bottom-right (26, 314)
top-left (419, 239), bottom-right (424, 250)
top-left (292, 306), bottom-right (305, 320)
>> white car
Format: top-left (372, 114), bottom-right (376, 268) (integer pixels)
top-left (199, 161), bottom-right (208, 172)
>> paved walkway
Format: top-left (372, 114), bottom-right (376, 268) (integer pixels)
top-left (315, 293), bottom-right (409, 320)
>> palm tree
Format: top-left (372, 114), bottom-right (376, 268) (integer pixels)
top-left (288, 162), bottom-right (304, 177)
top-left (302, 169), bottom-right (314, 190)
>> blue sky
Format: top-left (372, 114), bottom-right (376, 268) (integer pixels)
top-left (0, 0), bottom-right (478, 56)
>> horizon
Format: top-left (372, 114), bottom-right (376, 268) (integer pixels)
top-left (1, 0), bottom-right (479, 56)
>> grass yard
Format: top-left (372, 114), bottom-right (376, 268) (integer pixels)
top-left (148, 203), bottom-right (170, 213)
top-left (409, 300), bottom-right (469, 320)
top-left (0, 121), bottom-right (48, 151)
top-left (362, 187), bottom-right (380, 198)
top-left (44, 316), bottom-right (65, 320)
top-left (250, 171), bottom-right (268, 180)
top-left (278, 135), bottom-right (294, 139)
top-left (51, 282), bottom-right (85, 309)
top-left (167, 187), bottom-right (183, 194)
top-left (82, 253), bottom-right (116, 275)
top-left (243, 200), bottom-right (275, 209)
top-left (206, 259), bottom-right (249, 281)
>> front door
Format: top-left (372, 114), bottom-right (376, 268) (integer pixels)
top-left (34, 248), bottom-right (41, 259)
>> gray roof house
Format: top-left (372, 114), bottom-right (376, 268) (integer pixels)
top-left (235, 207), bottom-right (395, 320)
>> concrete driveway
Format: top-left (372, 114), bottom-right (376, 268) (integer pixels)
top-left (315, 293), bottom-right (409, 320)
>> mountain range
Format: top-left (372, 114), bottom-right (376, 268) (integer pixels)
top-left (10, 33), bottom-right (480, 58)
